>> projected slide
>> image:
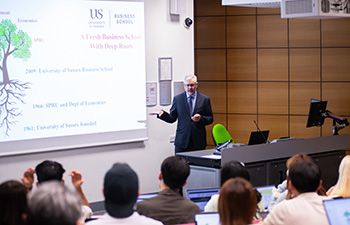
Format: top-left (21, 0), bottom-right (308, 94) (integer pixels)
top-left (0, 0), bottom-right (146, 154)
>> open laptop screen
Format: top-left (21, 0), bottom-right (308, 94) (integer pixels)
top-left (248, 130), bottom-right (269, 145)
top-left (323, 198), bottom-right (350, 225)
top-left (185, 187), bottom-right (219, 211)
top-left (195, 212), bottom-right (220, 225)
top-left (256, 185), bottom-right (275, 212)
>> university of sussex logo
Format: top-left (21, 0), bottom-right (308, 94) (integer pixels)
top-left (90, 9), bottom-right (103, 19)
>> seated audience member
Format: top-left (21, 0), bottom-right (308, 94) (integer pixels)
top-left (88, 163), bottom-right (163, 225)
top-left (21, 160), bottom-right (92, 220)
top-left (28, 181), bottom-right (83, 225)
top-left (204, 160), bottom-right (250, 212)
top-left (263, 159), bottom-right (329, 225)
top-left (327, 155), bottom-right (350, 197)
top-left (269, 153), bottom-right (326, 210)
top-left (137, 156), bottom-right (200, 225)
top-left (219, 178), bottom-right (258, 225)
top-left (0, 180), bottom-right (28, 225)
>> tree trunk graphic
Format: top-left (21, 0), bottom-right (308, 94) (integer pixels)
top-left (2, 53), bottom-right (10, 85)
top-left (0, 19), bottom-right (32, 136)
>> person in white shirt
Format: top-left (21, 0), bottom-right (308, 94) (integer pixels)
top-left (88, 163), bottom-right (163, 225)
top-left (204, 160), bottom-right (250, 212)
top-left (263, 158), bottom-right (329, 225)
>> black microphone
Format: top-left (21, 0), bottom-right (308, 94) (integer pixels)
top-left (253, 120), bottom-right (269, 144)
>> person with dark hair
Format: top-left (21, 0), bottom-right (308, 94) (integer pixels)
top-left (21, 160), bottom-right (92, 220)
top-left (204, 160), bottom-right (250, 212)
top-left (0, 180), bottom-right (28, 225)
top-left (28, 181), bottom-right (83, 225)
top-left (136, 156), bottom-right (200, 225)
top-left (219, 178), bottom-right (257, 225)
top-left (88, 163), bottom-right (162, 225)
top-left (35, 160), bottom-right (66, 182)
top-left (269, 153), bottom-right (326, 210)
top-left (263, 159), bottom-right (329, 225)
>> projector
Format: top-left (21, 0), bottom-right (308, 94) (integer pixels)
top-left (281, 0), bottom-right (350, 18)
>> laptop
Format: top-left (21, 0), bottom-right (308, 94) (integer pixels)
top-left (248, 130), bottom-right (269, 145)
top-left (323, 198), bottom-right (350, 225)
top-left (185, 187), bottom-right (219, 211)
top-left (256, 185), bottom-right (275, 212)
top-left (195, 212), bottom-right (220, 225)
top-left (137, 192), bottom-right (158, 202)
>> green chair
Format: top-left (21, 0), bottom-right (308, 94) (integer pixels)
top-left (211, 123), bottom-right (234, 146)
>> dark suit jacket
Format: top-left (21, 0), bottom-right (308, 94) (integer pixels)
top-left (158, 91), bottom-right (213, 151)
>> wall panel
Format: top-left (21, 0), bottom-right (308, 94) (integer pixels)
top-left (257, 15), bottom-right (288, 48)
top-left (195, 0), bottom-right (225, 16)
top-left (258, 82), bottom-right (289, 114)
top-left (195, 16), bottom-right (226, 49)
top-left (194, 0), bottom-right (350, 140)
top-left (200, 81), bottom-right (227, 114)
top-left (322, 83), bottom-right (350, 116)
top-left (290, 48), bottom-right (321, 81)
top-left (290, 82), bottom-right (321, 115)
top-left (228, 82), bottom-right (257, 114)
top-left (227, 49), bottom-right (257, 81)
top-left (289, 19), bottom-right (320, 47)
top-left (322, 19), bottom-right (350, 47)
top-left (258, 115), bottom-right (289, 140)
top-left (322, 48), bottom-right (350, 81)
top-left (290, 115), bottom-right (321, 138)
top-left (258, 49), bottom-right (288, 81)
top-left (195, 49), bottom-right (226, 80)
top-left (227, 16), bottom-right (257, 48)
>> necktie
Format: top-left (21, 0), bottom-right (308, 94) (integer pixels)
top-left (188, 95), bottom-right (193, 115)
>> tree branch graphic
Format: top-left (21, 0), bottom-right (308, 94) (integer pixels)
top-left (0, 19), bottom-right (32, 136)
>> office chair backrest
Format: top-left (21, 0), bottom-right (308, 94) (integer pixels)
top-left (212, 123), bottom-right (233, 146)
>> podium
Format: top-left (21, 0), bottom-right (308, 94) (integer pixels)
top-left (177, 135), bottom-right (349, 189)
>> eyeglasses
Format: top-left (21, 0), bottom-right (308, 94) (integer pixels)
top-left (185, 83), bottom-right (196, 87)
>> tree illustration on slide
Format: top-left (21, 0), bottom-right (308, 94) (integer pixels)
top-left (0, 19), bottom-right (32, 136)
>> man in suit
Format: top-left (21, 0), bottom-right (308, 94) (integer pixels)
top-left (158, 75), bottom-right (213, 153)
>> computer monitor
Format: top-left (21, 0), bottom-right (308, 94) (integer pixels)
top-left (185, 187), bottom-right (219, 211)
top-left (306, 99), bottom-right (328, 128)
top-left (248, 130), bottom-right (269, 145)
top-left (323, 198), bottom-right (350, 225)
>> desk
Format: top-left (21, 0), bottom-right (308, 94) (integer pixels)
top-left (178, 135), bottom-right (349, 189)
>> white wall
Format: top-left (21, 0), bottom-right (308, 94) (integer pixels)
top-left (0, 0), bottom-right (194, 202)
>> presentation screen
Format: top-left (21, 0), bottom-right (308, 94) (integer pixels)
top-left (0, 0), bottom-right (147, 156)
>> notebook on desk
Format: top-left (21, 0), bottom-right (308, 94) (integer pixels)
top-left (195, 212), bottom-right (220, 225)
top-left (323, 197), bottom-right (350, 225)
top-left (185, 187), bottom-right (219, 211)
top-left (248, 130), bottom-right (269, 145)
